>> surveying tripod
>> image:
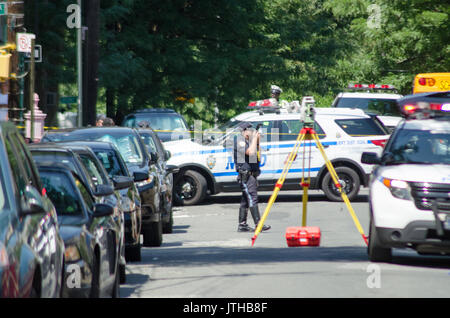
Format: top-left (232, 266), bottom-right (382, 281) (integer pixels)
top-left (251, 97), bottom-right (368, 246)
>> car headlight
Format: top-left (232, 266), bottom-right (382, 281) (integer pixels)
top-left (64, 245), bottom-right (81, 262)
top-left (380, 177), bottom-right (413, 201)
top-left (136, 175), bottom-right (154, 188)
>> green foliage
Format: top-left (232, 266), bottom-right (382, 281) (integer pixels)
top-left (26, 0), bottom-right (449, 125)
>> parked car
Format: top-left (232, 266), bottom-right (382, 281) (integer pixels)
top-left (41, 127), bottom-right (164, 247)
top-left (37, 164), bottom-right (120, 297)
top-left (61, 140), bottom-right (142, 261)
top-left (138, 128), bottom-right (179, 233)
top-left (122, 108), bottom-right (191, 142)
top-left (0, 121), bottom-right (65, 297)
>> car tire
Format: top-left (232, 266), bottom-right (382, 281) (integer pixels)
top-left (174, 170), bottom-right (207, 206)
top-left (368, 216), bottom-right (392, 262)
top-left (112, 262), bottom-right (121, 298)
top-left (163, 207), bottom-right (173, 234)
top-left (321, 166), bottom-right (360, 201)
top-left (125, 243), bottom-right (142, 262)
top-left (90, 256), bottom-right (100, 298)
top-left (119, 263), bottom-right (126, 284)
top-left (143, 221), bottom-right (163, 247)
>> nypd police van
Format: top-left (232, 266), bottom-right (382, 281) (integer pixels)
top-left (164, 102), bottom-right (390, 206)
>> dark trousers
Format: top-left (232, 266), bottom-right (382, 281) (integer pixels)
top-left (239, 174), bottom-right (258, 209)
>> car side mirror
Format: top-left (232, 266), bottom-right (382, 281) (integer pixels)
top-left (166, 165), bottom-right (179, 174)
top-left (93, 203), bottom-right (114, 217)
top-left (94, 184), bottom-right (115, 197)
top-left (361, 152), bottom-right (381, 165)
top-left (164, 150), bottom-right (171, 161)
top-left (149, 152), bottom-right (158, 164)
top-left (133, 171), bottom-right (149, 182)
top-left (112, 176), bottom-right (134, 190)
top-left (20, 186), bottom-right (46, 216)
top-left (380, 152), bottom-right (395, 165)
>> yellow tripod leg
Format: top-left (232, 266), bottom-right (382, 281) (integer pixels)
top-left (252, 131), bottom-right (307, 246)
top-left (302, 183), bottom-right (308, 227)
top-left (312, 133), bottom-right (368, 245)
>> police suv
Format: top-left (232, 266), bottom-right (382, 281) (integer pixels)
top-left (333, 84), bottom-right (403, 132)
top-left (362, 91), bottom-right (450, 262)
top-left (163, 100), bottom-right (390, 206)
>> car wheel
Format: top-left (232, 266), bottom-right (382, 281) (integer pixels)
top-left (119, 263), bottom-right (126, 284)
top-left (163, 206), bottom-right (173, 234)
top-left (90, 256), bottom-right (100, 298)
top-left (321, 166), bottom-right (360, 201)
top-left (125, 243), bottom-right (141, 262)
top-left (174, 170), bottom-right (207, 206)
top-left (143, 221), bottom-right (163, 247)
top-left (112, 262), bottom-right (120, 298)
top-left (368, 216), bottom-right (392, 262)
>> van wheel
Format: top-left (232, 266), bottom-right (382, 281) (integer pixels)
top-left (174, 170), bottom-right (207, 206)
top-left (368, 217), bottom-right (392, 262)
top-left (321, 166), bottom-right (360, 201)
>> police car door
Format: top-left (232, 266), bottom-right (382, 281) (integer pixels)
top-left (272, 119), bottom-right (328, 189)
top-left (248, 120), bottom-right (275, 182)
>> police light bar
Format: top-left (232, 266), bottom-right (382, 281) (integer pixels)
top-left (348, 83), bottom-right (396, 91)
top-left (248, 98), bottom-right (280, 110)
top-left (400, 102), bottom-right (450, 119)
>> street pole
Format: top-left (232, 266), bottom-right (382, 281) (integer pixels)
top-left (77, 0), bottom-right (82, 127)
top-left (29, 38), bottom-right (35, 141)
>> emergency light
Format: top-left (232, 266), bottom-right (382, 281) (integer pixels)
top-left (248, 98), bottom-right (281, 114)
top-left (400, 102), bottom-right (450, 119)
top-left (348, 83), bottom-right (396, 91)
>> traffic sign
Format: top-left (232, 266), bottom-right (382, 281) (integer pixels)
top-left (16, 33), bottom-right (36, 53)
top-left (24, 45), bottom-right (42, 63)
top-left (60, 96), bottom-right (78, 104)
top-left (0, 3), bottom-right (7, 16)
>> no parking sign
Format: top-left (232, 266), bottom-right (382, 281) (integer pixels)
top-left (16, 33), bottom-right (36, 53)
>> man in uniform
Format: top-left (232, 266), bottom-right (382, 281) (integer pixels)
top-left (271, 84), bottom-right (290, 108)
top-left (234, 122), bottom-right (271, 232)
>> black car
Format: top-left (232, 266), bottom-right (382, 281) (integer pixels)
top-left (37, 164), bottom-right (120, 297)
top-left (61, 141), bottom-right (142, 262)
top-left (42, 127), bottom-right (164, 247)
top-left (138, 128), bottom-right (179, 233)
top-left (396, 91), bottom-right (450, 116)
top-left (122, 108), bottom-right (190, 142)
top-left (0, 122), bottom-right (65, 297)
top-left (29, 144), bottom-right (128, 282)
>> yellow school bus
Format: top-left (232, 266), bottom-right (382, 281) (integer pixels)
top-left (413, 72), bottom-right (450, 94)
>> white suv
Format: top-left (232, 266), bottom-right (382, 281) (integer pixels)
top-left (332, 84), bottom-right (403, 132)
top-left (163, 103), bottom-right (390, 205)
top-left (362, 91), bottom-right (450, 262)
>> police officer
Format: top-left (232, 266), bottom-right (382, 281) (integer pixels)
top-left (234, 122), bottom-right (271, 232)
top-left (270, 85), bottom-right (289, 108)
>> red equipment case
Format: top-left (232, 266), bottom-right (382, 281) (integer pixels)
top-left (285, 226), bottom-right (321, 247)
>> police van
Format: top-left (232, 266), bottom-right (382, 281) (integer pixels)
top-left (164, 101), bottom-right (390, 206)
top-left (362, 91), bottom-right (450, 262)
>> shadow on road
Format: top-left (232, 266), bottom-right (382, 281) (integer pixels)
top-left (198, 193), bottom-right (369, 205)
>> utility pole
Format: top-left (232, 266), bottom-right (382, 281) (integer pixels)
top-left (77, 0), bottom-right (82, 127)
top-left (29, 37), bottom-right (34, 140)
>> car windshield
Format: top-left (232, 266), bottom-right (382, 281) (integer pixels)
top-left (124, 114), bottom-right (188, 132)
top-left (44, 131), bottom-right (145, 166)
top-left (31, 151), bottom-right (78, 172)
top-left (387, 129), bottom-right (450, 165)
top-left (94, 149), bottom-right (128, 177)
top-left (202, 120), bottom-right (242, 145)
top-left (335, 98), bottom-right (400, 116)
top-left (39, 170), bottom-right (83, 215)
top-left (139, 132), bottom-right (158, 153)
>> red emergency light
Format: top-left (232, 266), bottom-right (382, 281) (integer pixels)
top-left (348, 83), bottom-right (396, 91)
top-left (400, 102), bottom-right (450, 118)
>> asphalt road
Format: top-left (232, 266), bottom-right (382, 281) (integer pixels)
top-left (121, 190), bottom-right (450, 298)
